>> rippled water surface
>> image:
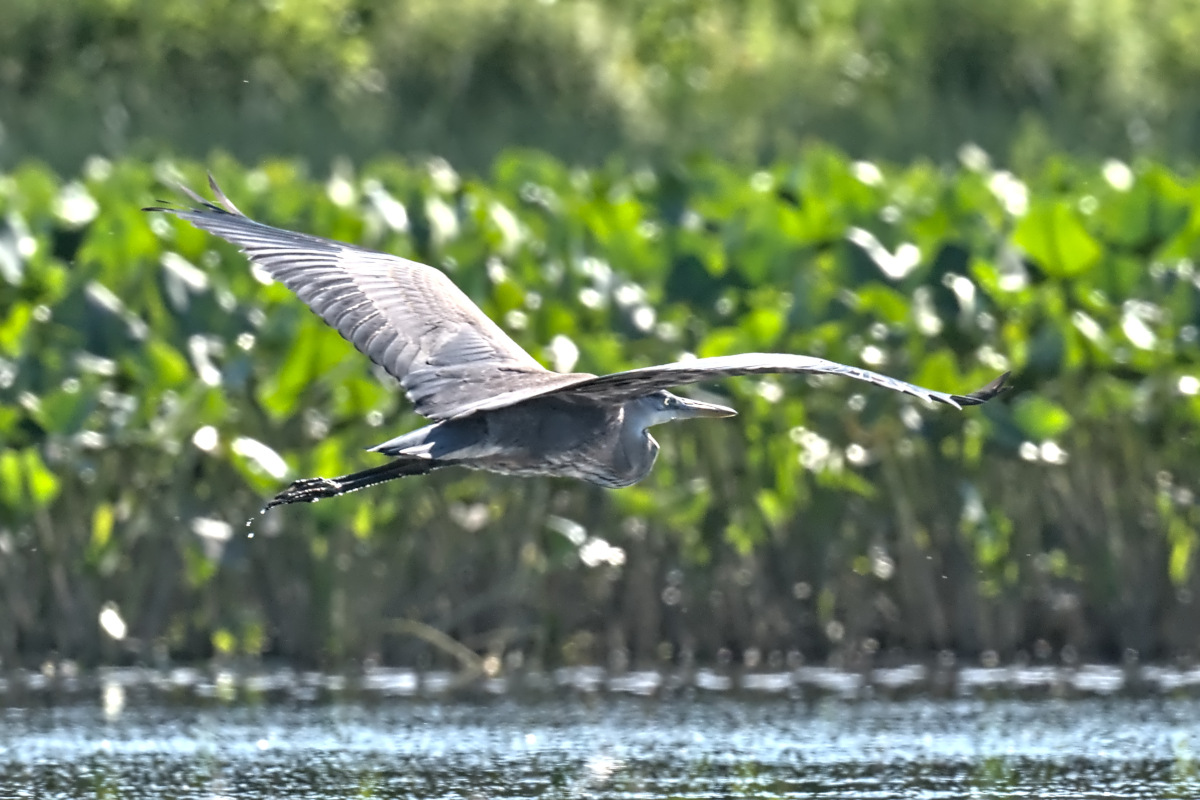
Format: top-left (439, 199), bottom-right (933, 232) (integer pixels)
top-left (2, 689), bottom-right (1198, 798)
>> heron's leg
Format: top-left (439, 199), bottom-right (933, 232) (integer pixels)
top-left (264, 457), bottom-right (440, 510)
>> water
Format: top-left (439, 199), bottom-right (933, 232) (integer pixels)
top-left (1, 684), bottom-right (1198, 798)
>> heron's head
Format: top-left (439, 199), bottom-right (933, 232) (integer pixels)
top-left (629, 390), bottom-right (737, 429)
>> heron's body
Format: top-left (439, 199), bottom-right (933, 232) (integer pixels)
top-left (146, 177), bottom-right (1008, 509)
top-left (370, 395), bottom-right (659, 488)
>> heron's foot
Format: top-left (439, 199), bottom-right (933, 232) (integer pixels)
top-left (262, 476), bottom-right (345, 511)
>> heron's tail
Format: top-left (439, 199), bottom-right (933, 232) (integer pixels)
top-left (263, 456), bottom-right (440, 511)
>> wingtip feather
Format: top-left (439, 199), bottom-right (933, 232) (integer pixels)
top-left (175, 181), bottom-right (212, 209)
top-left (952, 371), bottom-right (1011, 406)
top-left (207, 172), bottom-right (244, 216)
top-left (142, 173), bottom-right (243, 218)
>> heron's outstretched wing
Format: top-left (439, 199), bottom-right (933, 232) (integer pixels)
top-left (444, 353), bottom-right (1008, 417)
top-left (563, 355), bottom-right (1009, 408)
top-left (145, 176), bottom-right (555, 420)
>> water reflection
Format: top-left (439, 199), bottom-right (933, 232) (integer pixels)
top-left (8, 661), bottom-right (1200, 704)
top-left (0, 690), bottom-right (1197, 798)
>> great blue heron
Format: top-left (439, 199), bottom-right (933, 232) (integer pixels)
top-left (147, 177), bottom-right (1008, 509)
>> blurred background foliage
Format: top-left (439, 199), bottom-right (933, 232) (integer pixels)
top-left (2, 151), bottom-right (1199, 670)
top-left (6, 0), bottom-right (1200, 170)
top-left (1, 0), bottom-right (1200, 672)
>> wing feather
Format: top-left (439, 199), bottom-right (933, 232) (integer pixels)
top-left (145, 176), bottom-right (548, 420)
top-left (442, 353), bottom-right (1009, 418)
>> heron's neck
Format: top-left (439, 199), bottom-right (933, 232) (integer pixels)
top-left (616, 419), bottom-right (660, 483)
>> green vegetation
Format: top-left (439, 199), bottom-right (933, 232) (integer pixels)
top-left (7, 0), bottom-right (1200, 171)
top-left (1, 147), bottom-right (1198, 669)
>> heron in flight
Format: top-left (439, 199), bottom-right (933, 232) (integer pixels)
top-left (147, 177), bottom-right (1007, 509)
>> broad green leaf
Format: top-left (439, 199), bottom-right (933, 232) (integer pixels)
top-left (145, 339), bottom-right (192, 387)
top-left (0, 448), bottom-right (60, 511)
top-left (0, 302), bottom-right (32, 357)
top-left (257, 321), bottom-right (349, 421)
top-left (1012, 395), bottom-right (1073, 440)
top-left (910, 350), bottom-right (964, 395)
top-left (35, 383), bottom-right (97, 436)
top-left (1013, 200), bottom-right (1101, 277)
top-left (856, 285), bottom-right (910, 323)
top-left (743, 308), bottom-right (785, 347)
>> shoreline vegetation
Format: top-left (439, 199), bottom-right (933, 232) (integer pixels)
top-left (1, 150), bottom-right (1197, 670)
top-left (7, 0), bottom-right (1200, 172)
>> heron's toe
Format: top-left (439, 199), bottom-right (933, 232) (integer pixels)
top-left (263, 477), bottom-right (343, 510)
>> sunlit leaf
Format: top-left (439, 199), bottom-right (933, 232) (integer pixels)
top-left (145, 339), bottom-right (192, 386)
top-left (1168, 518), bottom-right (1196, 586)
top-left (257, 321), bottom-right (349, 421)
top-left (90, 502), bottom-right (115, 558)
top-left (0, 302), bottom-right (32, 357)
top-left (1013, 200), bottom-right (1101, 277)
top-left (0, 448), bottom-right (60, 511)
top-left (1012, 395), bottom-right (1073, 440)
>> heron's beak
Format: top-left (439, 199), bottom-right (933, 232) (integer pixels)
top-left (674, 396), bottom-right (737, 420)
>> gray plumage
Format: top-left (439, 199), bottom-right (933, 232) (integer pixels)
top-left (146, 176), bottom-right (1009, 509)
